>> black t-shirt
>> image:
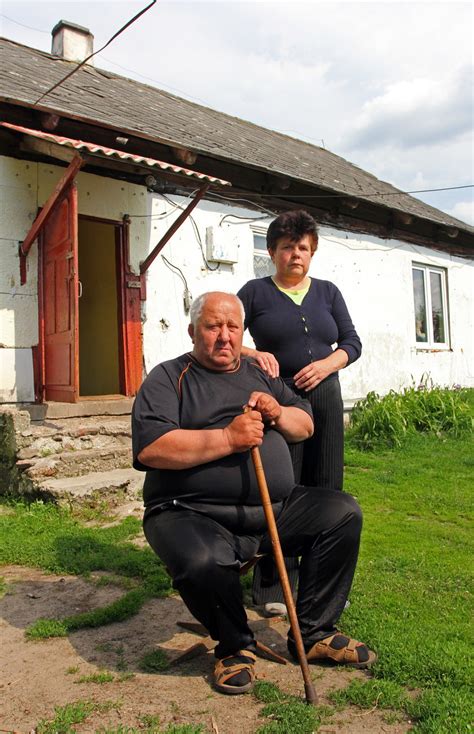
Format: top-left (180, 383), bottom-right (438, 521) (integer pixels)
top-left (132, 354), bottom-right (313, 511)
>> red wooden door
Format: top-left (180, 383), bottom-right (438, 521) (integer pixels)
top-left (42, 184), bottom-right (79, 402)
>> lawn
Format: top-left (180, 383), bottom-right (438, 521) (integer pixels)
top-left (0, 390), bottom-right (472, 733)
top-left (338, 426), bottom-right (473, 732)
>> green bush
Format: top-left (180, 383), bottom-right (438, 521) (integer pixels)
top-left (348, 381), bottom-right (472, 450)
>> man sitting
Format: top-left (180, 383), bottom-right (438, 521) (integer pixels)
top-left (132, 291), bottom-right (376, 695)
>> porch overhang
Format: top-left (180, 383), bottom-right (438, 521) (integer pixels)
top-left (0, 122), bottom-right (232, 187)
top-left (3, 122), bottom-right (232, 287)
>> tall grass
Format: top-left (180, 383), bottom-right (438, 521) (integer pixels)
top-left (348, 378), bottom-right (472, 450)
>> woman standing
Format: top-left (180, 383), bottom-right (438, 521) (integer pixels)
top-left (238, 210), bottom-right (361, 611)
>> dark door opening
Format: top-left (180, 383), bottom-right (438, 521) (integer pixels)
top-left (78, 217), bottom-right (121, 397)
top-left (39, 204), bottom-right (142, 403)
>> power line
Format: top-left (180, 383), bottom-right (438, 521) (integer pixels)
top-left (1, 13), bottom-right (222, 108)
top-left (209, 192), bottom-right (276, 216)
top-left (99, 55), bottom-right (213, 108)
top-left (158, 193), bottom-right (220, 271)
top-left (33, 0), bottom-right (158, 105)
top-left (211, 184), bottom-right (474, 201)
top-left (4, 13), bottom-right (471, 209)
top-left (0, 14), bottom-right (49, 33)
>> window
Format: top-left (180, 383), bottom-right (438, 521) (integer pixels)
top-left (412, 264), bottom-right (449, 347)
top-left (252, 228), bottom-right (275, 279)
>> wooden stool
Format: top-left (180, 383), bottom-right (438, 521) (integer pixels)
top-left (169, 556), bottom-right (288, 666)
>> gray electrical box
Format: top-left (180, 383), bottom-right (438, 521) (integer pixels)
top-left (206, 226), bottom-right (239, 263)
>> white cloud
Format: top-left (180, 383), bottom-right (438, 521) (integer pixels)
top-left (345, 66), bottom-right (473, 150)
top-left (1, 1), bottom-right (472, 221)
top-left (445, 201), bottom-right (474, 226)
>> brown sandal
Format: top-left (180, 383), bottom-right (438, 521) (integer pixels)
top-left (305, 633), bottom-right (377, 669)
top-left (214, 649), bottom-right (257, 695)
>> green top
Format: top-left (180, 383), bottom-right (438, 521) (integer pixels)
top-left (272, 277), bottom-right (311, 306)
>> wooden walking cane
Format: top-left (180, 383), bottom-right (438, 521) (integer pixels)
top-left (244, 408), bottom-right (318, 705)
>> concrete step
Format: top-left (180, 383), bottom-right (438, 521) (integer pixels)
top-left (37, 467), bottom-right (144, 507)
top-left (17, 416), bottom-right (132, 459)
top-left (18, 398), bottom-right (134, 421)
top-left (17, 446), bottom-right (132, 480)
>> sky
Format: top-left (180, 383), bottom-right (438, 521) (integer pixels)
top-left (1, 0), bottom-right (473, 224)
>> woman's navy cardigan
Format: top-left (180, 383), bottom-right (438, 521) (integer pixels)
top-left (237, 277), bottom-right (362, 385)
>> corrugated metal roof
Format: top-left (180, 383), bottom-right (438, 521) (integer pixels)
top-left (0, 37), bottom-right (471, 234)
top-left (0, 121), bottom-right (231, 186)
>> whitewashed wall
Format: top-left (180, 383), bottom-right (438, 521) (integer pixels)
top-left (313, 229), bottom-right (474, 400)
top-left (142, 194), bottom-right (474, 401)
top-left (0, 156), bottom-right (147, 402)
top-left (1, 154), bottom-right (473, 404)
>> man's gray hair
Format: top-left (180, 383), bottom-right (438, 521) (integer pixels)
top-left (189, 292), bottom-right (245, 327)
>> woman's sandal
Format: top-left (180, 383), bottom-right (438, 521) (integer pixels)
top-left (305, 633), bottom-right (377, 669)
top-left (213, 649), bottom-right (257, 695)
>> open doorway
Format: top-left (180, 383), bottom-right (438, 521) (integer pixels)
top-left (38, 195), bottom-right (142, 404)
top-left (78, 217), bottom-right (121, 397)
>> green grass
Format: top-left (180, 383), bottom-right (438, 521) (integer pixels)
top-left (159, 727), bottom-right (204, 734)
top-left (97, 725), bottom-right (203, 734)
top-left (36, 700), bottom-right (119, 734)
top-left (253, 681), bottom-right (333, 733)
top-left (1, 390), bottom-right (473, 733)
top-left (329, 678), bottom-right (409, 711)
top-left (35, 701), bottom-right (200, 734)
top-left (76, 671), bottom-right (115, 684)
top-left (0, 501), bottom-right (172, 637)
top-left (336, 415), bottom-right (474, 732)
top-left (139, 648), bottom-right (170, 673)
top-left (26, 617), bottom-right (68, 639)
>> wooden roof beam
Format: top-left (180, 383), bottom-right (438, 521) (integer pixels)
top-left (139, 183), bottom-right (210, 276)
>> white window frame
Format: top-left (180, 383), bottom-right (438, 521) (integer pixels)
top-left (412, 263), bottom-right (450, 349)
top-left (251, 225), bottom-right (275, 279)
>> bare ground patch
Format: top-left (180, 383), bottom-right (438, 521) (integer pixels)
top-left (0, 566), bottom-right (410, 733)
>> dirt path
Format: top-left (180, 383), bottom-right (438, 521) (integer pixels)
top-left (0, 566), bottom-right (410, 733)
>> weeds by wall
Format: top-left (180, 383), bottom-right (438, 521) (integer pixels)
top-left (348, 380), bottom-right (472, 450)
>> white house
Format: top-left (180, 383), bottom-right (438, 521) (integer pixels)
top-left (1, 23), bottom-right (473, 410)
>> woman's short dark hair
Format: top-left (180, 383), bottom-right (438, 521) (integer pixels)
top-left (267, 210), bottom-right (319, 253)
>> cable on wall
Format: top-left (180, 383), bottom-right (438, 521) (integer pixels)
top-left (161, 254), bottom-right (193, 313)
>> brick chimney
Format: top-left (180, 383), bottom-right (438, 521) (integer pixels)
top-left (51, 20), bottom-right (94, 64)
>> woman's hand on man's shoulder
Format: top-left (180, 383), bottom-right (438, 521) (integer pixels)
top-left (241, 346), bottom-right (279, 378)
top-left (251, 350), bottom-right (280, 378)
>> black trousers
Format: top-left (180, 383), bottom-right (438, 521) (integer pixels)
top-left (294, 376), bottom-right (345, 490)
top-left (143, 485), bottom-right (361, 658)
top-left (253, 377), bottom-right (345, 605)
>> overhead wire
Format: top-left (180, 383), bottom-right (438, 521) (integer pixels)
top-left (319, 234), bottom-right (468, 268)
top-left (33, 0), bottom-right (158, 105)
top-left (209, 184), bottom-right (474, 201)
top-left (0, 14), bottom-right (50, 33)
top-left (127, 188), bottom-right (200, 219)
top-left (209, 191), bottom-right (276, 216)
top-left (99, 55), bottom-right (214, 107)
top-left (218, 214), bottom-right (273, 226)
top-left (3, 11), bottom-right (471, 232)
top-left (2, 14), bottom-right (472, 209)
top-left (158, 193), bottom-right (219, 271)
